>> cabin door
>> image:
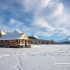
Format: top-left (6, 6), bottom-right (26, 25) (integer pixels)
top-left (23, 40), bottom-right (25, 45)
top-left (23, 40), bottom-right (26, 48)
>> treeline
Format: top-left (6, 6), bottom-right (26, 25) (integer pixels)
top-left (30, 39), bottom-right (56, 44)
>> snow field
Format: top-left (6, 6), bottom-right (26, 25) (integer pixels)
top-left (0, 45), bottom-right (70, 70)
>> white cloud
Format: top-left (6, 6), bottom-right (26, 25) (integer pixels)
top-left (0, 24), bottom-right (10, 32)
top-left (33, 19), bottom-right (55, 31)
top-left (30, 0), bottom-right (70, 37)
top-left (36, 31), bottom-right (52, 37)
top-left (51, 3), bottom-right (64, 18)
top-left (22, 0), bottom-right (37, 12)
top-left (58, 28), bottom-right (70, 36)
top-left (37, 0), bottom-right (50, 8)
top-left (22, 26), bottom-right (31, 32)
top-left (9, 19), bottom-right (23, 28)
top-left (10, 19), bottom-right (15, 24)
top-left (0, 0), bottom-right (70, 38)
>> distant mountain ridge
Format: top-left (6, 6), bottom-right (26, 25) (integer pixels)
top-left (14, 30), bottom-right (22, 33)
top-left (0, 30), bottom-right (6, 37)
top-left (32, 34), bottom-right (39, 39)
top-left (56, 36), bottom-right (70, 44)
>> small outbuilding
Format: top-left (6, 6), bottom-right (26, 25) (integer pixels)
top-left (0, 33), bottom-right (31, 48)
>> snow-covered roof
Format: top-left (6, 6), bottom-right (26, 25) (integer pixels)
top-left (0, 33), bottom-right (24, 40)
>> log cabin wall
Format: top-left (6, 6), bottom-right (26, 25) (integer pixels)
top-left (0, 39), bottom-right (21, 46)
top-left (0, 39), bottom-right (30, 47)
top-left (26, 40), bottom-right (28, 45)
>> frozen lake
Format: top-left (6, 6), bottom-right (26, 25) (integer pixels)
top-left (0, 45), bottom-right (70, 70)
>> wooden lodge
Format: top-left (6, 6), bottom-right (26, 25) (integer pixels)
top-left (0, 33), bottom-right (31, 48)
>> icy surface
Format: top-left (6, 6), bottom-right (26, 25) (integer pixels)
top-left (0, 45), bottom-right (70, 70)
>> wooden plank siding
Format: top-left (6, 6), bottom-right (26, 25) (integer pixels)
top-left (0, 39), bottom-right (31, 48)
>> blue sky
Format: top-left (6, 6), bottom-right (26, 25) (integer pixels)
top-left (0, 0), bottom-right (70, 40)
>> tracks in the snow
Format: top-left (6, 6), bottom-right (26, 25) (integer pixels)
top-left (16, 56), bottom-right (22, 70)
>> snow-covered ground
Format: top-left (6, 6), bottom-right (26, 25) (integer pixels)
top-left (0, 45), bottom-right (70, 70)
